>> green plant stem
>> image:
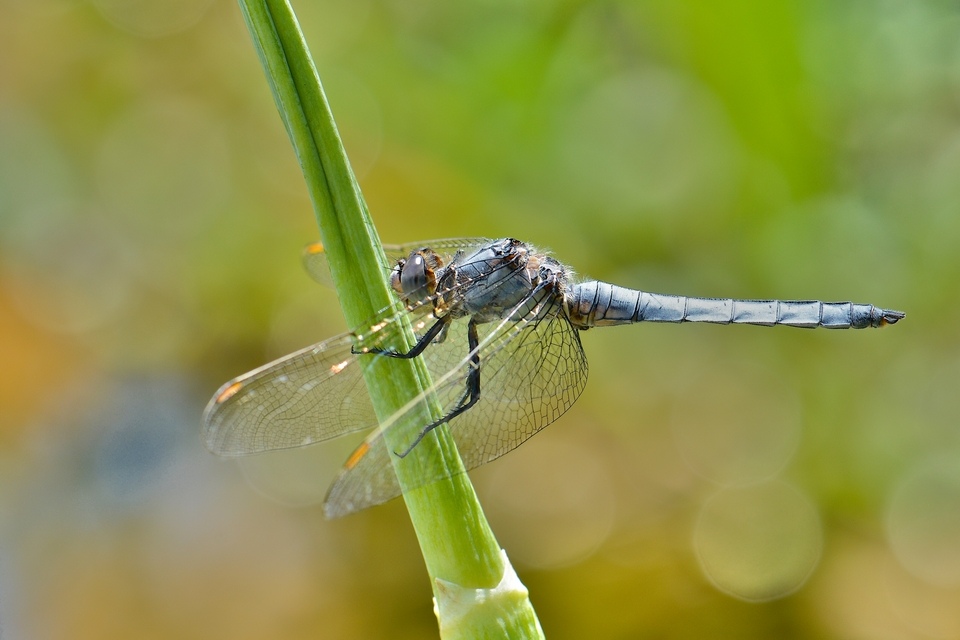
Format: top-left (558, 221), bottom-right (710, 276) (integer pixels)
top-left (235, 0), bottom-right (544, 636)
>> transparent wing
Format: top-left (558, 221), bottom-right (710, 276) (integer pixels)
top-left (324, 291), bottom-right (589, 518)
top-left (301, 242), bottom-right (337, 288)
top-left (452, 301), bottom-right (588, 468)
top-left (205, 240), bottom-right (527, 458)
top-left (201, 334), bottom-right (379, 456)
top-left (302, 238), bottom-right (490, 287)
top-left (202, 292), bottom-right (457, 457)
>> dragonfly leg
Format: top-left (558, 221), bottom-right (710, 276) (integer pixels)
top-left (352, 315), bottom-right (449, 359)
top-left (395, 318), bottom-right (481, 458)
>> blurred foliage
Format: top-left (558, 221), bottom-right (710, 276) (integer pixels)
top-left (1, 0), bottom-right (958, 638)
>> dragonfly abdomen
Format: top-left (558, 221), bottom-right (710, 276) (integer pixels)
top-left (568, 281), bottom-right (905, 329)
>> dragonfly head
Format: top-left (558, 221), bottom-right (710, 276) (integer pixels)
top-left (391, 248), bottom-right (442, 305)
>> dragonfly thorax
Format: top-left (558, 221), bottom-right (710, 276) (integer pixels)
top-left (448, 238), bottom-right (564, 323)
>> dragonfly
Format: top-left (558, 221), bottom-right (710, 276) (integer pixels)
top-left (202, 237), bottom-right (904, 518)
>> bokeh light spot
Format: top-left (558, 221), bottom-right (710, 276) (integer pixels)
top-left (0, 107), bottom-right (76, 236)
top-left (887, 456), bottom-right (960, 586)
top-left (814, 540), bottom-right (915, 640)
top-left (96, 99), bottom-right (230, 251)
top-left (479, 435), bottom-right (616, 569)
top-left (559, 68), bottom-right (739, 219)
top-left (671, 362), bottom-right (802, 486)
top-left (884, 550), bottom-right (960, 640)
top-left (295, 0), bottom-right (372, 58)
top-left (1, 207), bottom-right (133, 334)
top-left (694, 480), bottom-right (822, 602)
top-left (756, 196), bottom-right (901, 299)
top-left (91, 0), bottom-right (215, 38)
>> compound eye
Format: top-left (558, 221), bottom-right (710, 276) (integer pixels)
top-left (400, 252), bottom-right (429, 297)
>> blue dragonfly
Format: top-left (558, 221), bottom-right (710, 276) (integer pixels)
top-left (202, 238), bottom-right (904, 517)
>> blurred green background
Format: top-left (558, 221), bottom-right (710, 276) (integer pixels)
top-left (1, 0), bottom-right (957, 638)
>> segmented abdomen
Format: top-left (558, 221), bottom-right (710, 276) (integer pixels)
top-left (567, 281), bottom-right (904, 329)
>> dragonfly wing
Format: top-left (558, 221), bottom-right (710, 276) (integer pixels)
top-left (203, 269), bottom-right (487, 458)
top-left (301, 242), bottom-right (337, 288)
top-left (322, 429), bottom-right (399, 518)
top-left (386, 238), bottom-right (491, 258)
top-left (447, 297), bottom-right (588, 470)
top-left (323, 290), bottom-right (589, 517)
top-left (212, 238), bottom-right (502, 459)
top-left (302, 238), bottom-right (490, 287)
top-left (323, 316), bottom-right (488, 517)
top-left (202, 333), bottom-right (378, 456)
